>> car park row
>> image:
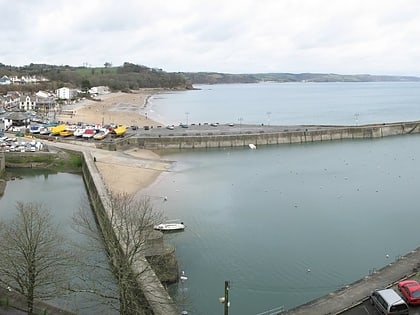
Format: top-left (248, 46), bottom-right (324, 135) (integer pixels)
top-left (0, 136), bottom-right (45, 152)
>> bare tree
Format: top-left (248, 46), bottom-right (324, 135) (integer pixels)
top-left (72, 192), bottom-right (170, 314)
top-left (0, 201), bottom-right (71, 314)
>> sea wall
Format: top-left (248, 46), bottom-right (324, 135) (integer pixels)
top-left (97, 121), bottom-right (420, 151)
top-left (0, 152), bottom-right (4, 175)
top-left (80, 150), bottom-right (179, 315)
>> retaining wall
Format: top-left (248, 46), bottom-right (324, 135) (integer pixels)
top-left (80, 150), bottom-right (179, 315)
top-left (97, 121), bottom-right (420, 151)
top-left (0, 152), bottom-right (4, 175)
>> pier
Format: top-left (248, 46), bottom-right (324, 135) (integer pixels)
top-left (95, 120), bottom-right (420, 151)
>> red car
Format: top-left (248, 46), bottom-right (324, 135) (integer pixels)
top-left (398, 279), bottom-right (420, 305)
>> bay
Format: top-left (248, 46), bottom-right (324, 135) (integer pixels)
top-left (147, 82), bottom-right (420, 126)
top-left (142, 82), bottom-right (420, 314)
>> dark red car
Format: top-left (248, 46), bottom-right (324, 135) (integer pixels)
top-left (398, 279), bottom-right (420, 305)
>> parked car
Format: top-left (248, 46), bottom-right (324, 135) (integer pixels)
top-left (370, 288), bottom-right (409, 314)
top-left (398, 279), bottom-right (420, 305)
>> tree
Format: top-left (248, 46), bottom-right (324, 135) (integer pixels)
top-left (72, 193), bottom-right (174, 314)
top-left (0, 202), bottom-right (71, 314)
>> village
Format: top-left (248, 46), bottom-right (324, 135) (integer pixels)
top-left (0, 74), bottom-right (114, 151)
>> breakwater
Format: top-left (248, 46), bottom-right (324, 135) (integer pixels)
top-left (79, 149), bottom-right (179, 315)
top-left (96, 121), bottom-right (420, 151)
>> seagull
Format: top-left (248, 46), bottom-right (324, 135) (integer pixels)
top-left (180, 271), bottom-right (188, 281)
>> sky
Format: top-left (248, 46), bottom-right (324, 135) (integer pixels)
top-left (1, 0), bottom-right (420, 75)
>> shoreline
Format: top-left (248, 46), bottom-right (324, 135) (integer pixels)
top-left (55, 89), bottom-right (169, 196)
top-left (2, 89), bottom-right (175, 199)
top-left (57, 89), bottom-right (166, 128)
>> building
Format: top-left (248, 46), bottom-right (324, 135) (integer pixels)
top-left (20, 95), bottom-right (36, 111)
top-left (0, 76), bottom-right (11, 85)
top-left (56, 87), bottom-right (77, 100)
top-left (9, 75), bottom-right (48, 84)
top-left (0, 92), bottom-right (21, 111)
top-left (89, 86), bottom-right (110, 96)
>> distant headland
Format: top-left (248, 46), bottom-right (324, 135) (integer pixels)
top-left (1, 62), bottom-right (419, 91)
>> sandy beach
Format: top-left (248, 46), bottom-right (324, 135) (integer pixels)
top-left (55, 89), bottom-right (171, 196)
top-left (56, 89), bottom-right (163, 128)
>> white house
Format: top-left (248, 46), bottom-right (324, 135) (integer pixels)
top-left (89, 86), bottom-right (110, 96)
top-left (20, 95), bottom-right (36, 111)
top-left (0, 117), bottom-right (12, 131)
top-left (0, 76), bottom-right (11, 85)
top-left (56, 87), bottom-right (77, 100)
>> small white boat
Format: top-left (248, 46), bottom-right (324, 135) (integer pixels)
top-left (29, 125), bottom-right (42, 134)
top-left (73, 128), bottom-right (86, 137)
top-left (249, 143), bottom-right (257, 149)
top-left (154, 220), bottom-right (185, 232)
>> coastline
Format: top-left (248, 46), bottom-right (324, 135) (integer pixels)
top-left (55, 89), bottom-right (172, 196)
top-left (2, 89), bottom-right (174, 199)
top-left (56, 89), bottom-right (164, 128)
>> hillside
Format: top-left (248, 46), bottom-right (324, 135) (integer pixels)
top-left (0, 62), bottom-right (192, 92)
top-left (181, 72), bottom-right (420, 84)
top-left (1, 62), bottom-right (419, 92)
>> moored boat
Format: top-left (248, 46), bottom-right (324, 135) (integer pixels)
top-left (153, 220), bottom-right (185, 232)
top-left (112, 124), bottom-right (127, 137)
top-left (73, 128), bottom-right (86, 137)
top-left (82, 128), bottom-right (95, 139)
top-left (50, 124), bottom-right (66, 136)
top-left (60, 129), bottom-right (74, 137)
top-left (93, 128), bottom-right (109, 140)
top-left (29, 125), bottom-right (42, 134)
top-left (39, 127), bottom-right (50, 135)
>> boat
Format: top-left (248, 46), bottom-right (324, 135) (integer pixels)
top-left (73, 128), bottom-right (86, 137)
top-left (82, 128), bottom-right (95, 139)
top-left (112, 124), bottom-right (127, 137)
top-left (153, 220), bottom-right (185, 232)
top-left (39, 127), bottom-right (50, 135)
top-left (50, 124), bottom-right (66, 136)
top-left (29, 125), bottom-right (42, 134)
top-left (249, 143), bottom-right (257, 149)
top-left (60, 129), bottom-right (74, 137)
top-left (93, 128), bottom-right (109, 140)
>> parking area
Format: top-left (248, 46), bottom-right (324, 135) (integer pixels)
top-left (343, 282), bottom-right (420, 315)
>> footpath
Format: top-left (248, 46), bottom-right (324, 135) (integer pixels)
top-left (283, 247), bottom-right (420, 314)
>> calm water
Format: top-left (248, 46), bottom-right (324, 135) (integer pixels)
top-left (0, 170), bottom-right (117, 314)
top-left (147, 82), bottom-right (420, 126)
top-left (141, 82), bottom-right (420, 314)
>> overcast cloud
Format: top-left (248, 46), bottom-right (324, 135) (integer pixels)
top-left (1, 0), bottom-right (420, 75)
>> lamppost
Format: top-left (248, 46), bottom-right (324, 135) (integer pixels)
top-left (354, 113), bottom-right (360, 125)
top-left (238, 117), bottom-right (243, 133)
top-left (218, 281), bottom-right (230, 315)
top-left (266, 111), bottom-right (271, 126)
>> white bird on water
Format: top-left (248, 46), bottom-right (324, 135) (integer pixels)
top-left (180, 270), bottom-right (188, 281)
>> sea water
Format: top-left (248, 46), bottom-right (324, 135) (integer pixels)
top-left (147, 82), bottom-right (420, 126)
top-left (142, 82), bottom-right (420, 314)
